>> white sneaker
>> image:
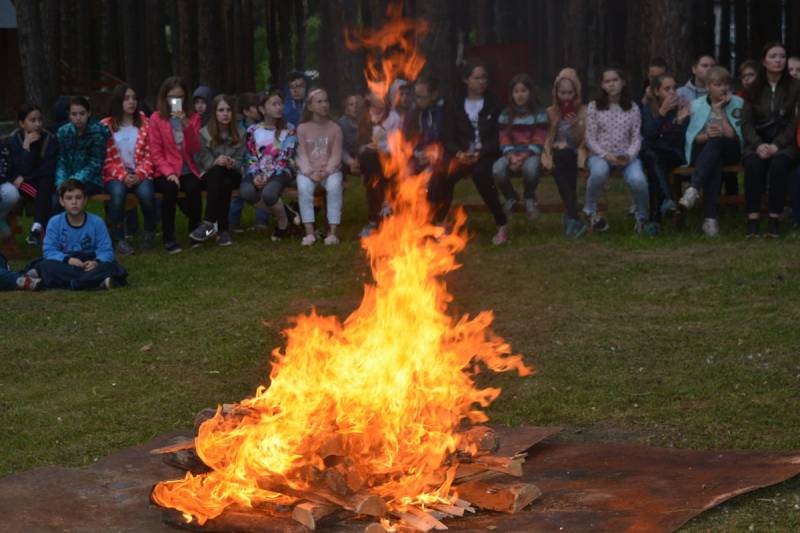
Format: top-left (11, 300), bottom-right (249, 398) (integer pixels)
top-left (701, 218), bottom-right (719, 237)
top-left (491, 225), bottom-right (509, 245)
top-left (301, 234), bottom-right (317, 246)
top-left (324, 234), bottom-right (340, 245)
top-left (679, 186), bottom-right (700, 209)
top-left (525, 199), bottom-right (540, 221)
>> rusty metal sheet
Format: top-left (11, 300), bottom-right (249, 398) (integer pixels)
top-left (1, 428), bottom-right (799, 532)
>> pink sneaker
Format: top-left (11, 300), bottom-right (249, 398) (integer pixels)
top-left (491, 225), bottom-right (509, 245)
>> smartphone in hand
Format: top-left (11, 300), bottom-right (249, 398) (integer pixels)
top-left (169, 97), bottom-right (183, 114)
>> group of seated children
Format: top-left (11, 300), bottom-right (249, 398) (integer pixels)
top-left (2, 42), bottom-right (800, 272)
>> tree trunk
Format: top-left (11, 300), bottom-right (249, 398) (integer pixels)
top-left (469, 0), bottom-right (495, 45)
top-left (198, 0), bottom-right (223, 91)
top-left (749, 0), bottom-right (781, 58)
top-left (17, 0), bottom-right (57, 111)
top-left (563, 0), bottom-right (589, 80)
top-left (318, 0), bottom-right (365, 111)
top-left (692, 0), bottom-right (715, 57)
top-left (146, 0), bottom-right (171, 103)
top-left (276, 0), bottom-right (294, 80)
top-left (176, 0), bottom-right (199, 88)
top-left (787, 0), bottom-right (800, 58)
top-left (119, 0), bottom-right (148, 96)
top-left (294, 0), bottom-right (307, 70)
top-left (643, 0), bottom-right (694, 85)
top-left (624, 0), bottom-right (642, 90)
top-left (734, 0), bottom-right (748, 69)
top-left (99, 0), bottom-right (121, 78)
top-left (718, 0), bottom-right (731, 70)
top-left (40, 0), bottom-right (61, 100)
top-left (265, 0), bottom-right (281, 89)
top-left (417, 0), bottom-right (457, 96)
top-left (232, 0), bottom-right (255, 93)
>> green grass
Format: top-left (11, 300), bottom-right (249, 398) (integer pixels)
top-left (2, 178), bottom-right (800, 531)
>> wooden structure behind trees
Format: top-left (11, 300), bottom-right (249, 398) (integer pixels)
top-left (10, 0), bottom-right (800, 121)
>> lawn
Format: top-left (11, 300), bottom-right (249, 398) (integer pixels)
top-left (2, 177), bottom-right (800, 531)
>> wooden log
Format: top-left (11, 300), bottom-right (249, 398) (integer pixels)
top-left (162, 506), bottom-right (307, 532)
top-left (452, 498), bottom-right (476, 513)
top-left (162, 449), bottom-right (212, 475)
top-left (454, 481), bottom-right (541, 513)
top-left (291, 501), bottom-right (341, 530)
top-left (353, 494), bottom-right (388, 517)
top-left (454, 455), bottom-right (525, 483)
top-left (150, 438), bottom-right (195, 455)
top-left (323, 468), bottom-right (351, 496)
top-left (456, 426), bottom-right (499, 454)
top-left (430, 503), bottom-right (464, 517)
top-left (405, 507), bottom-right (447, 530)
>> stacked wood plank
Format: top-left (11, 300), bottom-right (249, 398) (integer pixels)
top-left (151, 421), bottom-right (543, 532)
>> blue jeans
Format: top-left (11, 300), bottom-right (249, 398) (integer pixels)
top-left (105, 179), bottom-right (156, 241)
top-left (229, 196), bottom-right (269, 228)
top-left (0, 182), bottom-right (21, 221)
top-left (584, 155), bottom-right (649, 222)
top-left (0, 253), bottom-right (21, 291)
top-left (492, 154), bottom-right (541, 202)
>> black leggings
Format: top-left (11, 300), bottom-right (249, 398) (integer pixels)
top-left (551, 148), bottom-right (580, 219)
top-left (440, 155), bottom-right (507, 227)
top-left (154, 173), bottom-right (202, 242)
top-left (743, 153), bottom-right (794, 216)
top-left (359, 150), bottom-right (386, 225)
top-left (19, 175), bottom-right (54, 226)
top-left (203, 166), bottom-right (240, 231)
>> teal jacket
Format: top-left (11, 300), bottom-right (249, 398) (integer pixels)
top-left (684, 95), bottom-right (744, 164)
top-left (55, 120), bottom-right (109, 188)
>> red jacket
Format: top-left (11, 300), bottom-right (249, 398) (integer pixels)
top-left (148, 112), bottom-right (201, 177)
top-left (100, 113), bottom-right (154, 183)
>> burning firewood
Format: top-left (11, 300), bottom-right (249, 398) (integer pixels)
top-left (290, 501), bottom-right (343, 530)
top-left (455, 426), bottom-right (499, 455)
top-left (454, 481), bottom-right (541, 513)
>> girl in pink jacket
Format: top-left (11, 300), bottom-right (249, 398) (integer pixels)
top-left (149, 76), bottom-right (202, 254)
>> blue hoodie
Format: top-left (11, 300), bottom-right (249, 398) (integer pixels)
top-left (43, 211), bottom-right (114, 263)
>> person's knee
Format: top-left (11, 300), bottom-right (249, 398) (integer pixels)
top-left (325, 172), bottom-right (343, 192)
top-left (1, 183), bottom-right (20, 207)
top-left (262, 187), bottom-right (279, 206)
top-left (492, 157), bottom-right (509, 180)
top-left (522, 156), bottom-right (541, 179)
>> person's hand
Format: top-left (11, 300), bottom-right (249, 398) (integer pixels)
top-left (124, 173), bottom-right (139, 187)
top-left (13, 176), bottom-right (24, 188)
top-left (711, 94), bottom-right (731, 112)
top-left (677, 103), bottom-right (691, 124)
top-left (253, 175), bottom-right (267, 188)
top-left (224, 156), bottom-right (237, 169)
top-left (767, 144), bottom-right (779, 156)
top-left (22, 130), bottom-right (40, 150)
top-left (171, 110), bottom-right (187, 123)
top-left (659, 94), bottom-right (679, 116)
top-left (67, 257), bottom-right (85, 268)
top-left (552, 141), bottom-right (568, 150)
top-left (756, 144), bottom-right (772, 159)
top-left (167, 174), bottom-right (180, 185)
top-left (508, 152), bottom-right (527, 173)
top-left (603, 154), bottom-right (621, 166)
top-left (83, 260), bottom-right (98, 272)
top-left (706, 123), bottom-right (722, 138)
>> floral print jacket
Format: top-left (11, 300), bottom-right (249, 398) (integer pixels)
top-left (244, 123), bottom-right (297, 181)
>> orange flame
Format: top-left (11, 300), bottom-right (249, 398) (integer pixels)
top-left (152, 4), bottom-right (532, 525)
top-left (344, 1), bottom-right (428, 100)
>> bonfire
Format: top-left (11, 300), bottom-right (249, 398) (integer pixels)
top-left (151, 4), bottom-right (534, 531)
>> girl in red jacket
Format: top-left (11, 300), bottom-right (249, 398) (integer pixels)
top-left (149, 76), bottom-right (202, 254)
top-left (101, 84), bottom-right (156, 256)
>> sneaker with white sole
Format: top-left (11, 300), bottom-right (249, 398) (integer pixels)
top-left (679, 186), bottom-right (700, 209)
top-left (525, 199), bottom-right (540, 221)
top-left (115, 240), bottom-right (135, 257)
top-left (590, 214), bottom-right (610, 232)
top-left (502, 198), bottom-right (517, 218)
top-left (324, 234), bottom-right (340, 245)
top-left (701, 218), bottom-right (719, 237)
top-left (301, 234), bottom-right (316, 246)
top-left (99, 277), bottom-right (116, 290)
top-left (491, 225), bottom-right (509, 245)
top-left (16, 275), bottom-right (41, 291)
top-left (189, 221), bottom-right (218, 243)
top-left (359, 222), bottom-right (378, 238)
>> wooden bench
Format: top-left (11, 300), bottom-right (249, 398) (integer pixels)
top-left (670, 165), bottom-right (745, 207)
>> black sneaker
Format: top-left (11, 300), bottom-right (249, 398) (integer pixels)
top-left (115, 240), bottom-right (135, 257)
top-left (142, 231), bottom-right (155, 250)
top-left (26, 228), bottom-right (42, 246)
top-left (189, 221), bottom-right (218, 243)
top-left (271, 226), bottom-right (289, 241)
top-left (765, 218), bottom-right (780, 239)
top-left (746, 219), bottom-right (760, 239)
top-left (217, 231), bottom-right (233, 247)
top-left (591, 215), bottom-right (610, 233)
top-left (164, 240), bottom-right (183, 254)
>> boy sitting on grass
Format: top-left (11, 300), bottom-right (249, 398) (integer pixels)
top-left (26, 179), bottom-right (127, 290)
